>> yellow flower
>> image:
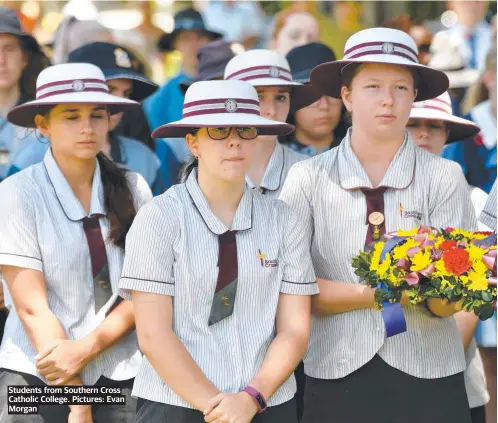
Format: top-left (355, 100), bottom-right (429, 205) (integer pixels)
top-left (433, 259), bottom-right (452, 277)
top-left (435, 237), bottom-right (444, 249)
top-left (472, 259), bottom-right (488, 275)
top-left (451, 229), bottom-right (474, 239)
top-left (473, 233), bottom-right (490, 240)
top-left (393, 238), bottom-right (419, 261)
top-left (377, 253), bottom-right (392, 279)
top-left (369, 242), bottom-right (385, 272)
top-left (397, 228), bottom-right (419, 237)
top-left (388, 268), bottom-right (405, 287)
top-left (461, 271), bottom-right (489, 291)
top-left (410, 249), bottom-right (432, 272)
top-left (468, 244), bottom-right (486, 262)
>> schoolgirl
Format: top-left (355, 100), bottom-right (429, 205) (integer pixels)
top-left (0, 63), bottom-right (152, 423)
top-left (223, 49), bottom-right (316, 198)
top-left (119, 80), bottom-right (318, 423)
top-left (280, 27), bottom-right (477, 423)
top-left (7, 42), bottom-right (165, 195)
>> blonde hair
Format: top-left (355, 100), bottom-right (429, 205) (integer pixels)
top-left (461, 46), bottom-right (496, 115)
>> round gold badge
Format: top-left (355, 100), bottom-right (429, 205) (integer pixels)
top-left (368, 211), bottom-right (385, 226)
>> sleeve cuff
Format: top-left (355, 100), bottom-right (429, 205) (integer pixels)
top-left (119, 276), bottom-right (174, 300)
top-left (479, 211), bottom-right (497, 231)
top-left (280, 280), bottom-right (319, 295)
top-left (0, 253), bottom-right (43, 272)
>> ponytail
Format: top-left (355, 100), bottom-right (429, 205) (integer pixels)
top-left (96, 152), bottom-right (137, 249)
top-left (179, 155), bottom-right (199, 183)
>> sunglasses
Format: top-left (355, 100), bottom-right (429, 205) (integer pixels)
top-left (190, 127), bottom-right (259, 140)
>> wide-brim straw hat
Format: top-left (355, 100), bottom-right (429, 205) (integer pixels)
top-left (409, 91), bottom-right (480, 143)
top-left (310, 27), bottom-right (449, 101)
top-left (224, 49), bottom-right (318, 111)
top-left (151, 80), bottom-right (295, 139)
top-left (8, 63), bottom-right (139, 128)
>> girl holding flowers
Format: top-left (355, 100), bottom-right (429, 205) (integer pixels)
top-left (280, 27), bottom-right (478, 423)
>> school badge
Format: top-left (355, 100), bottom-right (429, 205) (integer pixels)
top-left (114, 48), bottom-right (132, 68)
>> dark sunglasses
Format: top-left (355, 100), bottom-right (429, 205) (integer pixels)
top-left (190, 127), bottom-right (259, 140)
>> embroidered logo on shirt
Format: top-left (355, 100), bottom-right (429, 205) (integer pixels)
top-left (257, 249), bottom-right (278, 268)
top-left (399, 203), bottom-right (422, 220)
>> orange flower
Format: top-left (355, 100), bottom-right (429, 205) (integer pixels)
top-left (440, 240), bottom-right (457, 252)
top-left (443, 248), bottom-right (472, 276)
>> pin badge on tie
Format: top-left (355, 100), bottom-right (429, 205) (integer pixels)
top-left (369, 211), bottom-right (385, 226)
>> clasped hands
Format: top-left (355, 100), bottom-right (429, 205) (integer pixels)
top-left (203, 391), bottom-right (260, 423)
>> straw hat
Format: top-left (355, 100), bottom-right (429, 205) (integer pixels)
top-left (409, 91), bottom-right (480, 143)
top-left (151, 80), bottom-right (295, 139)
top-left (8, 63), bottom-right (139, 128)
top-left (310, 27), bottom-right (449, 101)
top-left (224, 49), bottom-right (318, 109)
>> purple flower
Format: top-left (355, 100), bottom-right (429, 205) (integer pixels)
top-left (430, 249), bottom-right (443, 261)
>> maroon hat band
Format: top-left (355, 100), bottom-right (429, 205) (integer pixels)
top-left (36, 78), bottom-right (109, 100)
top-left (183, 97), bottom-right (260, 118)
top-left (225, 65), bottom-right (292, 82)
top-left (343, 41), bottom-right (419, 63)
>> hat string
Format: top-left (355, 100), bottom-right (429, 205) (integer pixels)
top-left (37, 78), bottom-right (108, 100)
top-left (183, 98), bottom-right (260, 118)
top-left (226, 65), bottom-right (292, 82)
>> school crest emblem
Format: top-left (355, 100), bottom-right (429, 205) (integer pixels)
top-left (114, 48), bottom-right (132, 68)
top-left (224, 99), bottom-right (238, 113)
top-left (269, 66), bottom-right (280, 78)
top-left (381, 42), bottom-right (395, 54)
top-left (71, 80), bottom-right (85, 92)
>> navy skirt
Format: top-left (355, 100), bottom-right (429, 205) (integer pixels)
top-left (301, 354), bottom-right (472, 423)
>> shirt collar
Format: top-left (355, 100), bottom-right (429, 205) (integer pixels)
top-left (471, 100), bottom-right (497, 150)
top-left (185, 169), bottom-right (253, 235)
top-left (246, 142), bottom-right (285, 192)
top-left (43, 148), bottom-right (105, 221)
top-left (338, 128), bottom-right (416, 190)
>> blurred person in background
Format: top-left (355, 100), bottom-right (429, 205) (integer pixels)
top-left (442, 47), bottom-right (497, 194)
top-left (8, 42), bottom-right (165, 195)
top-left (0, 6), bottom-right (49, 182)
top-left (439, 1), bottom-right (492, 71)
top-left (202, 0), bottom-right (265, 49)
top-left (406, 92), bottom-right (489, 423)
top-left (429, 31), bottom-right (480, 116)
top-left (145, 7), bottom-right (221, 131)
top-left (383, 15), bottom-right (433, 66)
top-left (224, 49), bottom-right (317, 199)
top-left (155, 39), bottom-right (240, 189)
top-left (51, 16), bottom-right (113, 64)
top-left (283, 42), bottom-right (346, 157)
top-left (268, 5), bottom-right (320, 56)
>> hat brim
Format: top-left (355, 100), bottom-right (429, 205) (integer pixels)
top-left (409, 108), bottom-right (480, 143)
top-left (445, 68), bottom-right (480, 89)
top-left (158, 28), bottom-right (223, 52)
top-left (151, 113), bottom-right (295, 138)
top-left (8, 92), bottom-right (139, 128)
top-left (105, 70), bottom-right (159, 101)
top-left (0, 28), bottom-right (42, 54)
top-left (310, 56), bottom-right (449, 101)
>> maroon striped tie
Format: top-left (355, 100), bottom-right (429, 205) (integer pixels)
top-left (83, 215), bottom-right (113, 313)
top-left (208, 230), bottom-right (238, 326)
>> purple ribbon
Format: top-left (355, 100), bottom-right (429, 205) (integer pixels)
top-left (380, 281), bottom-right (408, 338)
top-left (379, 236), bottom-right (408, 338)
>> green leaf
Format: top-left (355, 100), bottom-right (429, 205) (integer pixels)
top-left (481, 291), bottom-right (493, 302)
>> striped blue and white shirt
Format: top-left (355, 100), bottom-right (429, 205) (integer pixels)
top-left (246, 142), bottom-right (307, 199)
top-left (0, 148), bottom-right (152, 385)
top-left (280, 129), bottom-right (477, 380)
top-left (120, 169), bottom-right (318, 408)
